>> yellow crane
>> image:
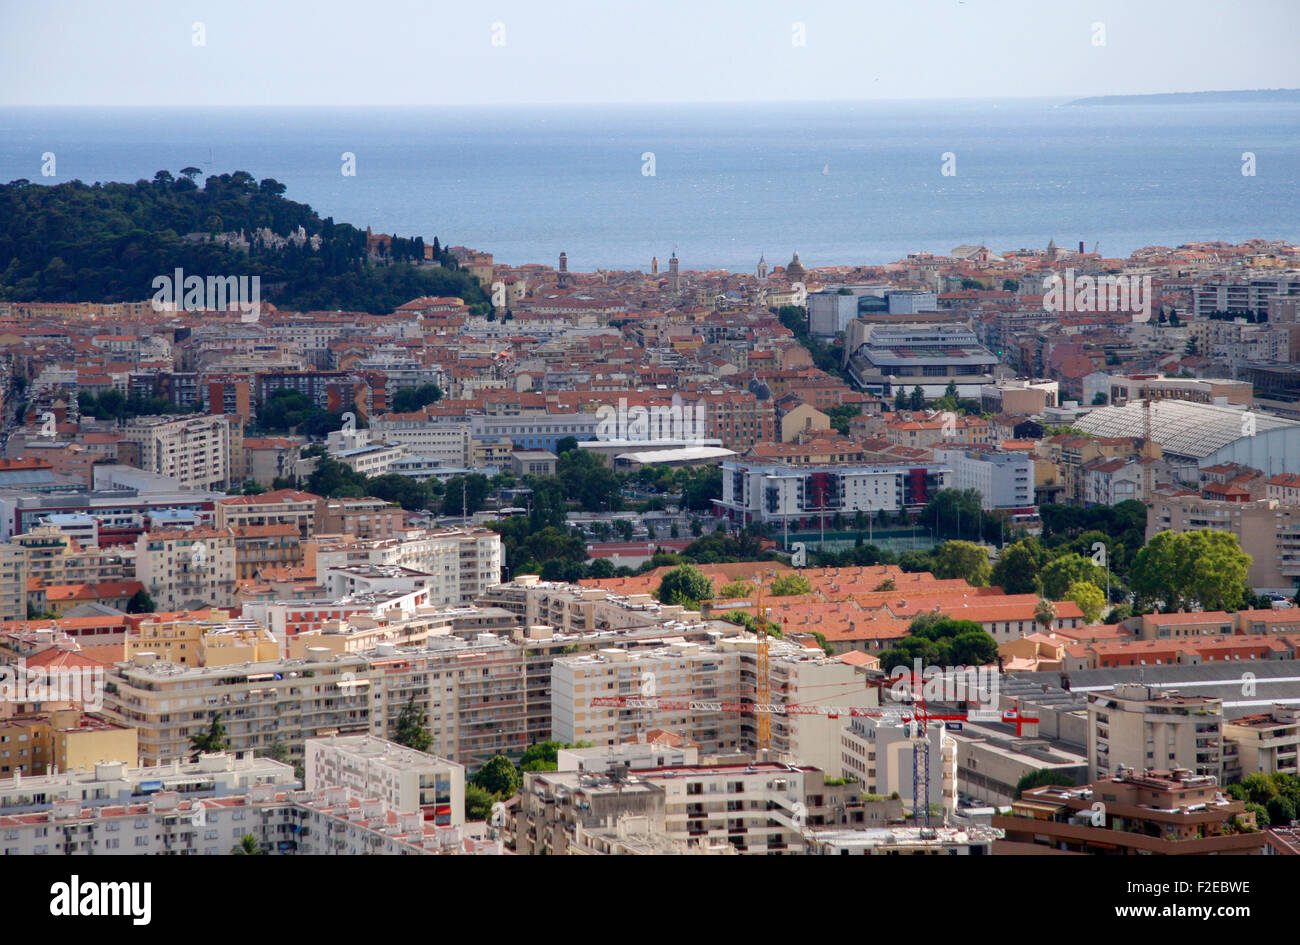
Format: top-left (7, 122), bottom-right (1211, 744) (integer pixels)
top-left (755, 571), bottom-right (771, 752)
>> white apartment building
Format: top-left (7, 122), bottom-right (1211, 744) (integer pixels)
top-left (332, 442), bottom-right (407, 477)
top-left (1087, 683), bottom-right (1223, 782)
top-left (552, 637), bottom-right (878, 769)
top-left (552, 643), bottom-right (745, 756)
top-left (840, 716), bottom-right (956, 820)
top-left (305, 734), bottom-right (464, 826)
top-left (469, 413), bottom-right (600, 450)
top-left (0, 752), bottom-right (293, 815)
top-left (1082, 457), bottom-right (1149, 506)
top-left (364, 635), bottom-right (532, 771)
top-left (266, 321), bottom-right (361, 366)
top-left (556, 740), bottom-right (700, 773)
top-left (478, 577), bottom-right (703, 634)
top-left (244, 587), bottom-right (439, 646)
top-left (932, 448), bottom-right (1035, 511)
top-left (120, 414), bottom-right (233, 490)
top-left (367, 419), bottom-right (472, 467)
top-left (101, 652), bottom-right (371, 766)
top-left (644, 762), bottom-right (842, 855)
top-left (718, 461), bottom-right (952, 525)
top-left (516, 762), bottom-right (862, 855)
top-left (0, 782), bottom-right (492, 856)
top-left (1192, 273), bottom-right (1300, 318)
top-left (0, 542), bottom-right (26, 623)
top-left (321, 565), bottom-right (434, 599)
top-left (0, 755), bottom-right (296, 856)
top-left (311, 527), bottom-right (502, 606)
top-left (1223, 704), bottom-right (1300, 780)
top-left (134, 526), bottom-right (238, 611)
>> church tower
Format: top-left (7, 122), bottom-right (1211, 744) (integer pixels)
top-left (651, 256), bottom-right (659, 276)
top-left (757, 253), bottom-right (768, 280)
top-left (668, 251), bottom-right (680, 293)
top-left (558, 251), bottom-right (569, 289)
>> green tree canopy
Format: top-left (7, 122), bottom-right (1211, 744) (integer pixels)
top-left (392, 695), bottom-right (431, 753)
top-left (1131, 530), bottom-right (1251, 611)
top-left (1014, 768), bottom-right (1077, 799)
top-left (189, 713), bottom-right (229, 761)
top-left (931, 540), bottom-right (992, 586)
top-left (557, 449), bottom-right (622, 513)
top-left (656, 564), bottom-right (715, 607)
top-left (126, 588), bottom-right (156, 614)
top-left (1039, 553), bottom-right (1107, 601)
top-left (767, 573), bottom-right (812, 596)
top-left (875, 616), bottom-right (997, 672)
top-left (717, 579), bottom-right (754, 599)
top-left (1065, 580), bottom-right (1106, 624)
top-left (473, 755), bottom-right (522, 797)
top-left (991, 539), bottom-right (1045, 595)
top-left (0, 173), bottom-right (486, 313)
top-left (920, 489), bottom-right (985, 542)
top-left (440, 474), bottom-right (491, 516)
top-left (390, 383), bottom-right (443, 414)
top-left (464, 784), bottom-right (497, 821)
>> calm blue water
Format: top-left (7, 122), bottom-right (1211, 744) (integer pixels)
top-left (1, 101), bottom-right (1297, 271)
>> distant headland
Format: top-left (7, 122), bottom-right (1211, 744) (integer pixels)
top-left (1067, 89), bottom-right (1300, 106)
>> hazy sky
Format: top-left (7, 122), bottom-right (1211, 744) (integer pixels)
top-left (3, 0), bottom-right (1298, 106)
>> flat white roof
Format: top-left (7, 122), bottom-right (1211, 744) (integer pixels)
top-left (615, 447), bottom-right (736, 463)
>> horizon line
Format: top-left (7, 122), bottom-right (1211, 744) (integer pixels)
top-left (4, 88), bottom-right (1299, 109)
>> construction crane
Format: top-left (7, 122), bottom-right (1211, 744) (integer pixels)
top-left (590, 688), bottom-right (1038, 826)
top-left (905, 676), bottom-right (931, 828)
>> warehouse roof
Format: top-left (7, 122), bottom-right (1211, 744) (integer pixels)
top-left (1074, 400), bottom-right (1299, 460)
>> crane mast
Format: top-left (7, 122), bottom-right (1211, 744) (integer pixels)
top-left (755, 572), bottom-right (770, 753)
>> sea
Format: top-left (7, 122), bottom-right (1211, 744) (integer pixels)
top-left (1, 99), bottom-right (1297, 272)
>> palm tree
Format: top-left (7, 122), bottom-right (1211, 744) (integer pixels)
top-left (1033, 598), bottom-right (1057, 631)
top-left (231, 834), bottom-right (263, 855)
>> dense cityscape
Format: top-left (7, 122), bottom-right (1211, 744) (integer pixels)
top-left (2, 202), bottom-right (1300, 864)
top-left (4, 9), bottom-right (1299, 930)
